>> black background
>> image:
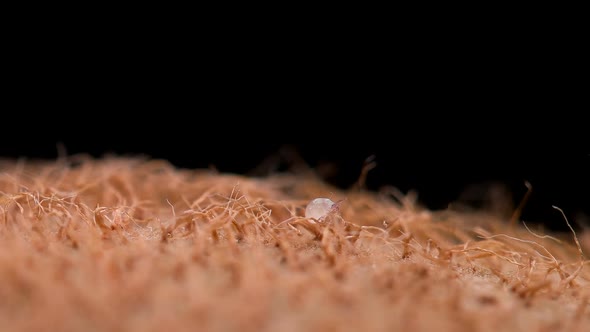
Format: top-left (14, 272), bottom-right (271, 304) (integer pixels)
top-left (2, 39), bottom-right (587, 232)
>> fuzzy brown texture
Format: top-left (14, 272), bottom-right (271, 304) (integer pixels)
top-left (0, 157), bottom-right (588, 332)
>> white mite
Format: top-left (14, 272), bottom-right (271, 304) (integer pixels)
top-left (305, 198), bottom-right (336, 221)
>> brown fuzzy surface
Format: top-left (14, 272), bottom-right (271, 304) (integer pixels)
top-left (0, 157), bottom-right (588, 332)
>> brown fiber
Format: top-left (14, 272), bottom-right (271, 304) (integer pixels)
top-left (0, 156), bottom-right (588, 331)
